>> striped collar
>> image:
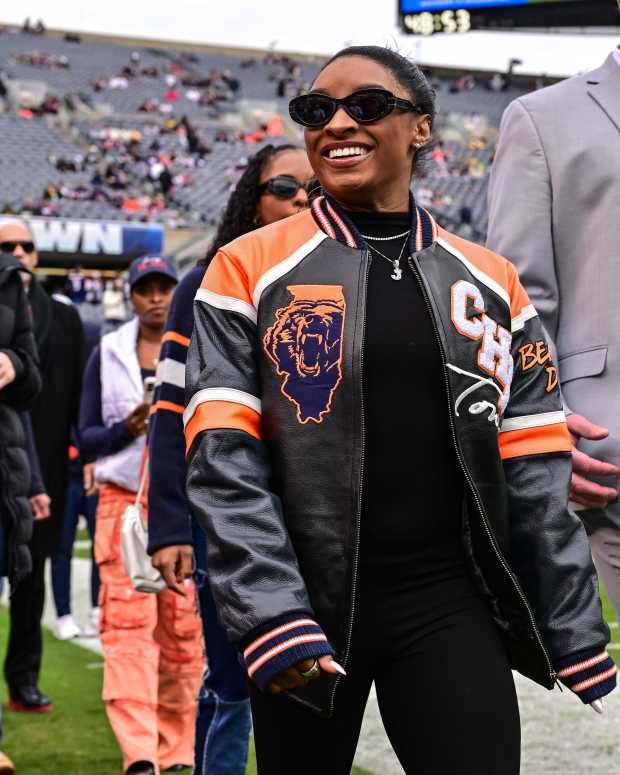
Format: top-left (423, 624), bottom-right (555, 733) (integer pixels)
top-left (310, 193), bottom-right (439, 254)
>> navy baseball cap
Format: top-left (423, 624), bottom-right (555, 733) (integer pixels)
top-left (128, 255), bottom-right (178, 291)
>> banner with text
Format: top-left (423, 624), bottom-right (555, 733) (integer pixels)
top-left (25, 217), bottom-right (164, 268)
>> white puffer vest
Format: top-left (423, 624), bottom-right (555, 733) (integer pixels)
top-left (94, 317), bottom-right (145, 492)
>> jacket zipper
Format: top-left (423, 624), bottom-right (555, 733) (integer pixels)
top-left (329, 250), bottom-right (371, 716)
top-left (408, 254), bottom-right (557, 688)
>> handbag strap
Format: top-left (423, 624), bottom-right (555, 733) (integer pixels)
top-left (134, 445), bottom-right (148, 507)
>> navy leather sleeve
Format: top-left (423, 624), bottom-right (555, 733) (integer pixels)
top-left (147, 267), bottom-right (205, 553)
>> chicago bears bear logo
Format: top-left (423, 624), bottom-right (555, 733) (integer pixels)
top-left (264, 285), bottom-right (346, 425)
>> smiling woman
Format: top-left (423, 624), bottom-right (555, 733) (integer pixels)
top-left (298, 48), bottom-right (435, 212)
top-left (185, 44), bottom-right (616, 775)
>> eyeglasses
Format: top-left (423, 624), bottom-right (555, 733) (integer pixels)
top-left (289, 88), bottom-right (423, 129)
top-left (0, 240), bottom-right (35, 254)
top-left (259, 175), bottom-right (307, 200)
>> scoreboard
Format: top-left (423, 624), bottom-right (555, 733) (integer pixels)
top-left (401, 0), bottom-right (575, 8)
top-left (399, 0), bottom-right (619, 35)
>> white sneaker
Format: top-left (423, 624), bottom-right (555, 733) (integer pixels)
top-left (55, 614), bottom-right (82, 640)
top-left (81, 607), bottom-right (101, 638)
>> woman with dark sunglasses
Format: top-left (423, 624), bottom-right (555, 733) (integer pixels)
top-left (206, 143), bottom-right (312, 259)
top-left (185, 46), bottom-right (615, 774)
top-left (147, 142), bottom-right (312, 775)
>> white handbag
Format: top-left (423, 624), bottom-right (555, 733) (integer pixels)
top-left (120, 463), bottom-right (166, 594)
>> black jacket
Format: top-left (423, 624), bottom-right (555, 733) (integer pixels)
top-left (0, 254), bottom-right (41, 584)
top-left (27, 281), bottom-right (85, 559)
top-left (186, 199), bottom-right (613, 716)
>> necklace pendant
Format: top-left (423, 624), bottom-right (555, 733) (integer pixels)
top-left (391, 262), bottom-right (403, 281)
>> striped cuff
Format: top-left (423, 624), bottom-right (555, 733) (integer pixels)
top-left (555, 649), bottom-right (617, 704)
top-left (241, 613), bottom-right (334, 691)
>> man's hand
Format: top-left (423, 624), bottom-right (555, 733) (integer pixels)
top-left (30, 493), bottom-right (51, 520)
top-left (125, 403), bottom-right (149, 438)
top-left (568, 413), bottom-right (619, 509)
top-left (151, 544), bottom-right (193, 596)
top-left (0, 352), bottom-right (16, 390)
top-left (83, 462), bottom-right (98, 496)
top-left (268, 655), bottom-right (346, 694)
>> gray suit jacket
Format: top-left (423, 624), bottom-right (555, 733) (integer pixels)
top-left (487, 53), bottom-right (620, 528)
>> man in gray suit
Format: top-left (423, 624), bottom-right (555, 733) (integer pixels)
top-left (487, 32), bottom-right (620, 617)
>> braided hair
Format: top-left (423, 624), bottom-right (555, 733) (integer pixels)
top-left (202, 143), bottom-right (300, 266)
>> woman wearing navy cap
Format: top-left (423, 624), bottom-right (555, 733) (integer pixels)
top-left (79, 256), bottom-right (203, 775)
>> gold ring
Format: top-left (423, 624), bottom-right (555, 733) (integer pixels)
top-left (299, 659), bottom-right (320, 679)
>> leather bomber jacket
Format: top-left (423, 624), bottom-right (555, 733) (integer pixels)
top-left (185, 197), bottom-right (612, 717)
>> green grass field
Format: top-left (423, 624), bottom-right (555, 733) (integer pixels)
top-left (600, 584), bottom-right (619, 654)
top-left (73, 526), bottom-right (92, 560)
top-left (0, 607), bottom-right (371, 774)
top-left (0, 607), bottom-right (120, 774)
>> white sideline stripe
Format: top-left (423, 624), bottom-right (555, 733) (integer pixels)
top-left (511, 304), bottom-right (538, 333)
top-left (183, 387), bottom-right (261, 427)
top-left (436, 236), bottom-right (511, 309)
top-left (500, 411), bottom-right (566, 433)
top-left (155, 357), bottom-right (185, 390)
top-left (252, 230), bottom-right (327, 309)
top-left (195, 288), bottom-right (257, 324)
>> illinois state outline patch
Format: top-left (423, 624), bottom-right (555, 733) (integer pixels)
top-left (263, 285), bottom-right (346, 424)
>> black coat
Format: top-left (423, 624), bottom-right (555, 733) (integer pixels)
top-left (28, 281), bottom-right (84, 559)
top-left (0, 254), bottom-right (41, 584)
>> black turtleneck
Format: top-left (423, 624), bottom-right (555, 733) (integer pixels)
top-left (344, 209), bottom-right (466, 586)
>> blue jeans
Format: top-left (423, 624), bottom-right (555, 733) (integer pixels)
top-left (192, 522), bottom-right (251, 775)
top-left (51, 476), bottom-right (100, 616)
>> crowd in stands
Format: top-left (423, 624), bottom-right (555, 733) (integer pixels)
top-left (14, 50), bottom-right (68, 70)
top-left (90, 52), bottom-right (241, 117)
top-left (0, 18), bottom-right (548, 239)
top-left (17, 17), bottom-right (46, 36)
top-left (0, 113), bottom-right (285, 226)
top-left (58, 267), bottom-right (132, 330)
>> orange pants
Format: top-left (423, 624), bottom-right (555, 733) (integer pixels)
top-left (95, 483), bottom-right (204, 773)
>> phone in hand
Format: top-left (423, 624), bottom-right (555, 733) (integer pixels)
top-left (143, 375), bottom-right (157, 405)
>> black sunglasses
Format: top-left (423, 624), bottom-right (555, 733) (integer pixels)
top-left (259, 175), bottom-right (306, 200)
top-left (0, 240), bottom-right (35, 254)
top-left (289, 88), bottom-right (423, 129)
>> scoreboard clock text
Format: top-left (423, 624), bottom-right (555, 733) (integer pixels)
top-left (402, 10), bottom-right (472, 35)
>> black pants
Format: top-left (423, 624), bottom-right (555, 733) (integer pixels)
top-left (251, 574), bottom-right (521, 775)
top-left (5, 555), bottom-right (46, 693)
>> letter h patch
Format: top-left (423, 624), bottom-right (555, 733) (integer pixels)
top-left (451, 280), bottom-right (513, 413)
